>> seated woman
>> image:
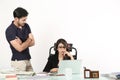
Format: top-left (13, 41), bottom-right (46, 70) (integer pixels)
top-left (43, 38), bottom-right (74, 73)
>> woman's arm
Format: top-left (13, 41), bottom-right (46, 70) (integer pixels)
top-left (43, 56), bottom-right (53, 72)
top-left (65, 51), bottom-right (74, 60)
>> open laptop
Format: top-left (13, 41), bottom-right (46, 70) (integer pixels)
top-left (58, 60), bottom-right (82, 74)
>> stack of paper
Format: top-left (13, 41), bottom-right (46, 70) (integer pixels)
top-left (0, 74), bottom-right (18, 80)
top-left (15, 71), bottom-right (35, 76)
top-left (6, 74), bottom-right (18, 80)
top-left (36, 72), bottom-right (48, 76)
top-left (0, 74), bottom-right (6, 79)
top-left (110, 72), bottom-right (120, 79)
top-left (104, 72), bottom-right (120, 79)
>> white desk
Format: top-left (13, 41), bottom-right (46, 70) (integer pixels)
top-left (0, 73), bottom-right (115, 80)
top-left (17, 74), bottom-right (111, 80)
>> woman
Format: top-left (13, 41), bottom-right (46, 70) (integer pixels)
top-left (43, 38), bottom-right (74, 73)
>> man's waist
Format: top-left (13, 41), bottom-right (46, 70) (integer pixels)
top-left (11, 59), bottom-right (30, 61)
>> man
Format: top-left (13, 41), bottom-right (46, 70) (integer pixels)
top-left (5, 7), bottom-right (35, 72)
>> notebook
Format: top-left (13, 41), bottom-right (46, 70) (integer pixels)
top-left (58, 60), bottom-right (81, 74)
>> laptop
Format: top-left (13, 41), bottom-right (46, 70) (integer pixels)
top-left (58, 60), bottom-right (82, 74)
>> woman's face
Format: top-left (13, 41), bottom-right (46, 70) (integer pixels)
top-left (57, 43), bottom-right (66, 55)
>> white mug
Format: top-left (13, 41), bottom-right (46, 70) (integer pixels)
top-left (65, 68), bottom-right (72, 80)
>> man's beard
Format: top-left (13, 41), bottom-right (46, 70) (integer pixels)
top-left (17, 22), bottom-right (25, 27)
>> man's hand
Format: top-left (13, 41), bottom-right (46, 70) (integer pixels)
top-left (29, 33), bottom-right (34, 40)
top-left (15, 36), bottom-right (22, 45)
top-left (10, 36), bottom-right (32, 52)
top-left (28, 33), bottom-right (35, 47)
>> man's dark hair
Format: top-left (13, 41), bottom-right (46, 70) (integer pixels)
top-left (13, 7), bottom-right (28, 18)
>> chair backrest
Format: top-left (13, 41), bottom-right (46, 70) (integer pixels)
top-left (49, 43), bottom-right (77, 59)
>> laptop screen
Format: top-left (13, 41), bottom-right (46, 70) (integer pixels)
top-left (58, 60), bottom-right (82, 74)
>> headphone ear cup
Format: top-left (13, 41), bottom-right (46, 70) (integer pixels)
top-left (67, 43), bottom-right (72, 52)
top-left (66, 44), bottom-right (69, 51)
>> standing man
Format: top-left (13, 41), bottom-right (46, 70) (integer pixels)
top-left (5, 7), bottom-right (35, 72)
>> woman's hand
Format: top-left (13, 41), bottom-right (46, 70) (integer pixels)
top-left (50, 68), bottom-right (58, 73)
top-left (64, 51), bottom-right (74, 60)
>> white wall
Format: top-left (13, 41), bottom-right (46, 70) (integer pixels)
top-left (0, 0), bottom-right (120, 73)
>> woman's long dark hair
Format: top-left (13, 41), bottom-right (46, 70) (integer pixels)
top-left (54, 38), bottom-right (68, 52)
top-left (54, 38), bottom-right (71, 60)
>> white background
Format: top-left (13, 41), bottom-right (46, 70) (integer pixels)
top-left (0, 0), bottom-right (120, 74)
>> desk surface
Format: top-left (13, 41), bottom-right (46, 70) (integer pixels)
top-left (17, 74), bottom-right (111, 80)
top-left (0, 73), bottom-right (115, 80)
